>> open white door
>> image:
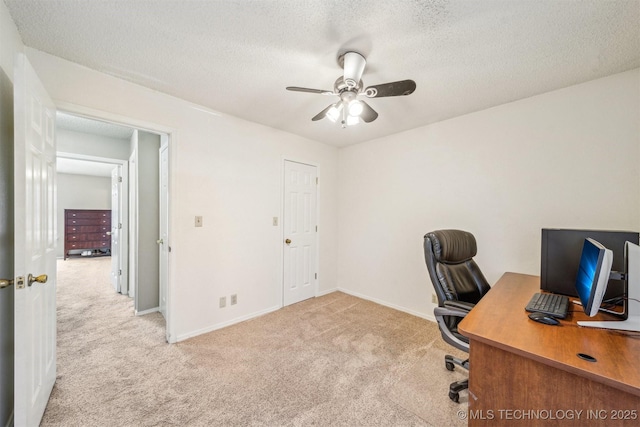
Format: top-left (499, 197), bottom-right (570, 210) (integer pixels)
top-left (110, 166), bottom-right (121, 292)
top-left (14, 54), bottom-right (57, 426)
top-left (158, 140), bottom-right (169, 320)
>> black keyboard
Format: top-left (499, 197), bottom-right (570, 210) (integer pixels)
top-left (525, 293), bottom-right (569, 319)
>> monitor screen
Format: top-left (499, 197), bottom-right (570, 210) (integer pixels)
top-left (541, 228), bottom-right (639, 299)
top-left (574, 238), bottom-right (613, 317)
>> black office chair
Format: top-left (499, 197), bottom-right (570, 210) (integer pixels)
top-left (423, 230), bottom-right (491, 402)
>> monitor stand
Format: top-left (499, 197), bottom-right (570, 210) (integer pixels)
top-left (578, 242), bottom-right (640, 332)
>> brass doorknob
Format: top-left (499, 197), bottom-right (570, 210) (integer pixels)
top-left (285, 239), bottom-right (292, 245)
top-left (0, 279), bottom-right (13, 289)
top-left (28, 274), bottom-right (48, 287)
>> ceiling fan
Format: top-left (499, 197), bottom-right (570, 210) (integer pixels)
top-left (286, 51), bottom-right (416, 127)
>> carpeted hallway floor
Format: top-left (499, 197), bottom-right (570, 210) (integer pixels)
top-left (41, 256), bottom-right (467, 426)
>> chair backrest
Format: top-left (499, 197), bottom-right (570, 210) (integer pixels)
top-left (424, 230), bottom-right (491, 307)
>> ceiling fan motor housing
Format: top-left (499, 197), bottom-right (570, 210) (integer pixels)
top-left (342, 51), bottom-right (366, 89)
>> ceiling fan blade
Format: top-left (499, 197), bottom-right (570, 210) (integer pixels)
top-left (286, 86), bottom-right (334, 95)
top-left (311, 104), bottom-right (334, 121)
top-left (360, 101), bottom-right (378, 123)
top-left (342, 51), bottom-right (366, 88)
top-left (364, 80), bottom-right (416, 98)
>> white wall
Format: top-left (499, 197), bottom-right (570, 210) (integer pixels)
top-left (57, 127), bottom-right (130, 160)
top-left (24, 47), bottom-right (340, 342)
top-left (56, 173), bottom-right (112, 258)
top-left (338, 68), bottom-right (640, 319)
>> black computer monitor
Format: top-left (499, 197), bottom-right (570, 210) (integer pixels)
top-left (574, 238), bottom-right (613, 317)
top-left (541, 228), bottom-right (639, 300)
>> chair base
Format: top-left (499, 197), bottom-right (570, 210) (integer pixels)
top-left (445, 354), bottom-right (469, 403)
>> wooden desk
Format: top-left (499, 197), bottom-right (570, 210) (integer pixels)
top-left (458, 272), bottom-right (640, 426)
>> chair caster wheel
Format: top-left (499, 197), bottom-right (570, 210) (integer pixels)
top-left (449, 391), bottom-right (460, 403)
top-left (445, 361), bottom-right (455, 371)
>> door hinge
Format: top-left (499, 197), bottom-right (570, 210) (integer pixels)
top-left (119, 223), bottom-right (122, 229)
top-left (316, 177), bottom-right (318, 185)
top-left (118, 176), bottom-right (123, 182)
top-left (316, 225), bottom-right (318, 232)
top-left (119, 269), bottom-right (122, 275)
top-left (315, 273), bottom-right (317, 280)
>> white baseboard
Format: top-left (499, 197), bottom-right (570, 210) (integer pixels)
top-left (175, 304), bottom-right (281, 342)
top-left (174, 289), bottom-right (436, 343)
top-left (316, 287), bottom-right (338, 297)
top-left (336, 287), bottom-right (436, 323)
top-left (135, 307), bottom-right (159, 316)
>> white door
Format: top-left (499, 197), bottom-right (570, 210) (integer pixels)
top-left (110, 166), bottom-right (121, 292)
top-left (158, 141), bottom-right (169, 319)
top-left (128, 138), bottom-right (138, 299)
top-left (14, 53), bottom-right (57, 426)
top-left (283, 160), bottom-right (317, 306)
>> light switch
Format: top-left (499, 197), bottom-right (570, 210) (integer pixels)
top-left (273, 217), bottom-right (278, 226)
top-left (195, 216), bottom-right (203, 227)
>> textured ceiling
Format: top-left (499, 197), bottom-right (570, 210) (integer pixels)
top-left (5, 0), bottom-right (640, 147)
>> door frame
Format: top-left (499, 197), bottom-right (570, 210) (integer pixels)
top-left (56, 103), bottom-right (177, 344)
top-left (57, 152), bottom-right (128, 292)
top-left (281, 158), bottom-right (320, 307)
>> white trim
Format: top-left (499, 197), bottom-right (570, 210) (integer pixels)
top-left (56, 151), bottom-right (127, 165)
top-left (316, 287), bottom-right (338, 297)
top-left (175, 305), bottom-right (281, 342)
top-left (336, 287), bottom-right (437, 323)
top-left (135, 307), bottom-right (159, 316)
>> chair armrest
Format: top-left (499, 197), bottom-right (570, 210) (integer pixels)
top-left (443, 300), bottom-right (475, 313)
top-left (434, 301), bottom-right (474, 352)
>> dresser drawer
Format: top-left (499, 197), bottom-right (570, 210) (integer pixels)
top-left (66, 240), bottom-right (110, 250)
top-left (64, 209), bottom-right (112, 259)
top-left (87, 232), bottom-right (110, 241)
top-left (66, 218), bottom-right (111, 226)
top-left (66, 211), bottom-right (110, 219)
top-left (66, 225), bottom-right (109, 233)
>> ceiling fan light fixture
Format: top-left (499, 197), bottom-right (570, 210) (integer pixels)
top-left (325, 103), bottom-right (343, 122)
top-left (348, 100), bottom-right (363, 117)
top-left (345, 115), bottom-right (361, 126)
top-left (343, 51), bottom-right (366, 89)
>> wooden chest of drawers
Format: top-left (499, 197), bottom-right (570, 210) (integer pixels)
top-left (64, 209), bottom-right (112, 259)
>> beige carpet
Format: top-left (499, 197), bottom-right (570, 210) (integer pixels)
top-left (42, 257), bottom-right (468, 426)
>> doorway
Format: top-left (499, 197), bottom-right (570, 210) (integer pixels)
top-left (55, 111), bottom-right (172, 341)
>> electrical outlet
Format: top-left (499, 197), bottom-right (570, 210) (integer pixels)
top-left (231, 294), bottom-right (237, 305)
top-left (432, 294), bottom-right (437, 304)
top-left (195, 216), bottom-right (203, 227)
top-left (219, 296), bottom-right (226, 308)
